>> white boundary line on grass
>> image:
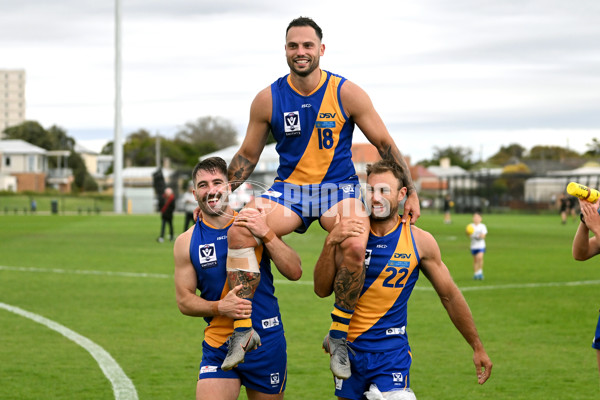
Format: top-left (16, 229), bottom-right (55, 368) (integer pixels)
top-left (0, 302), bottom-right (138, 400)
top-left (2, 264), bottom-right (600, 291)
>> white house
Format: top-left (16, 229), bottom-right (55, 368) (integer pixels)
top-left (0, 139), bottom-right (47, 191)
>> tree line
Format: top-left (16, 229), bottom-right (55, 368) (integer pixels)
top-left (3, 116), bottom-right (598, 193)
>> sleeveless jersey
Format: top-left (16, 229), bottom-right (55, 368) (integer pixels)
top-left (270, 70), bottom-right (357, 185)
top-left (348, 220), bottom-right (421, 352)
top-left (189, 218), bottom-right (283, 349)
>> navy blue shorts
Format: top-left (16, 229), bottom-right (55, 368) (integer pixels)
top-left (260, 176), bottom-right (363, 233)
top-left (471, 248), bottom-right (486, 256)
top-left (198, 335), bottom-right (287, 395)
top-left (334, 346), bottom-right (412, 400)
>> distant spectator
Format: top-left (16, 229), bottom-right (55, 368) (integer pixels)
top-left (443, 194), bottom-right (453, 224)
top-left (157, 187), bottom-right (176, 243)
top-left (182, 181), bottom-right (196, 232)
top-left (559, 193), bottom-right (568, 224)
top-left (30, 198), bottom-right (37, 213)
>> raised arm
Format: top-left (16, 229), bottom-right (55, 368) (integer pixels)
top-left (573, 199), bottom-right (600, 261)
top-left (340, 81), bottom-right (420, 223)
top-left (173, 232), bottom-right (252, 319)
top-left (415, 227), bottom-right (492, 384)
top-left (233, 207), bottom-right (302, 281)
top-left (228, 87), bottom-right (272, 191)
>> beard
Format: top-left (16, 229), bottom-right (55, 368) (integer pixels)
top-left (287, 56), bottom-right (319, 77)
top-left (370, 203), bottom-right (399, 222)
top-left (199, 194), bottom-right (228, 216)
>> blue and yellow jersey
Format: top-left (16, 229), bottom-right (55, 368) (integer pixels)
top-left (348, 220), bottom-right (421, 352)
top-left (189, 218), bottom-right (283, 349)
top-left (270, 70), bottom-right (357, 185)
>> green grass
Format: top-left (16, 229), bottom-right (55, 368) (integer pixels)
top-left (0, 212), bottom-right (598, 399)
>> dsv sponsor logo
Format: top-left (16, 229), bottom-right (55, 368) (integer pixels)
top-left (393, 253), bottom-right (411, 259)
top-left (319, 112), bottom-right (336, 118)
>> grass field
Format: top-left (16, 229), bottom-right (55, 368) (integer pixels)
top-left (1, 211), bottom-right (599, 399)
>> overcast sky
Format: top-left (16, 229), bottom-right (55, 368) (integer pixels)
top-left (2, 0), bottom-right (599, 162)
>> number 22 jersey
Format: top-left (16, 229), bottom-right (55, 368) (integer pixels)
top-left (348, 220), bottom-right (421, 352)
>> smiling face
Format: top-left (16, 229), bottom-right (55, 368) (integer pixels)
top-left (366, 171), bottom-right (407, 221)
top-left (193, 168), bottom-right (230, 217)
top-left (285, 25), bottom-right (325, 78)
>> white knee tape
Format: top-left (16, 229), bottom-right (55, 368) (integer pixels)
top-left (227, 247), bottom-right (261, 273)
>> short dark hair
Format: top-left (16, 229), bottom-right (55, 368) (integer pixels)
top-left (286, 17), bottom-right (323, 41)
top-left (192, 157), bottom-right (228, 185)
top-left (366, 159), bottom-right (407, 189)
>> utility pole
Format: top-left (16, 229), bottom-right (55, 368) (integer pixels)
top-left (113, 0), bottom-right (123, 213)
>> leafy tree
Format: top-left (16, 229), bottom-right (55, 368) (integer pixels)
top-left (175, 116), bottom-right (237, 148)
top-left (418, 146), bottom-right (474, 170)
top-left (3, 121), bottom-right (54, 149)
top-left (528, 145), bottom-right (579, 160)
top-left (174, 116), bottom-right (238, 165)
top-left (487, 143), bottom-right (526, 166)
top-left (584, 138), bottom-right (600, 157)
top-left (123, 129), bottom-right (157, 166)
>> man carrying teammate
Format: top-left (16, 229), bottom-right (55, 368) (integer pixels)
top-left (174, 157), bottom-right (302, 400)
top-left (314, 159), bottom-right (492, 399)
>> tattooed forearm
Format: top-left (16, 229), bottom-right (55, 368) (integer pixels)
top-left (227, 154), bottom-right (257, 191)
top-left (333, 265), bottom-right (366, 310)
top-left (227, 270), bottom-right (260, 299)
top-left (378, 144), bottom-right (415, 195)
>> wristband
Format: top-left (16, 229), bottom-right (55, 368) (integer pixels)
top-left (262, 229), bottom-right (276, 244)
top-left (211, 301), bottom-right (220, 316)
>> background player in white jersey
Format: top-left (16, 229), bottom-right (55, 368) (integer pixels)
top-left (467, 212), bottom-right (488, 280)
top-left (314, 160), bottom-right (492, 399)
top-left (572, 197), bottom-right (600, 377)
top-left (174, 157), bottom-right (302, 400)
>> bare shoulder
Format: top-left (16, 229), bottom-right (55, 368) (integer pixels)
top-left (173, 228), bottom-right (193, 259)
top-left (410, 225), bottom-right (440, 258)
top-left (339, 79), bottom-right (374, 117)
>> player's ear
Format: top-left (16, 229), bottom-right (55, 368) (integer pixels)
top-left (320, 43), bottom-right (325, 56)
top-left (398, 185), bottom-right (407, 202)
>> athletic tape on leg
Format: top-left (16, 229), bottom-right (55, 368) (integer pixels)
top-left (226, 247), bottom-right (261, 273)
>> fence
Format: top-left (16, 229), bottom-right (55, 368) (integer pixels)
top-left (0, 194), bottom-right (113, 215)
top-left (423, 172), bottom-right (600, 214)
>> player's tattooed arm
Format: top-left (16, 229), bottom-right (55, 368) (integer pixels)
top-left (228, 154), bottom-right (257, 192)
top-left (378, 144), bottom-right (416, 196)
top-left (333, 264), bottom-right (366, 310)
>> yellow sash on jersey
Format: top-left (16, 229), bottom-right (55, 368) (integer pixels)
top-left (348, 222), bottom-right (418, 341)
top-left (285, 72), bottom-right (347, 185)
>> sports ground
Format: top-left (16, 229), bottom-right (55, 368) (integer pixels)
top-left (0, 211), bottom-right (598, 399)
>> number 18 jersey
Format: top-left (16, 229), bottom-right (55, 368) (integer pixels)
top-left (270, 70), bottom-right (357, 186)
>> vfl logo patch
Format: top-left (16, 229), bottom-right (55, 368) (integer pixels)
top-left (200, 365), bottom-right (218, 374)
top-left (199, 243), bottom-right (217, 268)
top-left (385, 326), bottom-right (406, 336)
top-left (270, 373), bottom-right (280, 385)
top-left (341, 184), bottom-right (354, 194)
top-left (364, 249), bottom-right (372, 267)
top-left (284, 111), bottom-right (301, 136)
top-left (262, 316), bottom-right (280, 329)
top-left (393, 372), bottom-right (404, 383)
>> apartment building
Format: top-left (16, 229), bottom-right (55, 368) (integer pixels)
top-left (0, 69), bottom-right (26, 134)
